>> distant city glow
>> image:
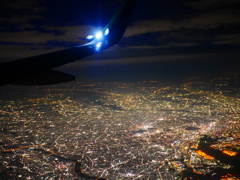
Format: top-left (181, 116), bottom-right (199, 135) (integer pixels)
top-left (86, 35), bottom-right (94, 40)
top-left (105, 28), bottom-right (109, 36)
top-left (95, 32), bottom-right (102, 39)
top-left (96, 42), bottom-right (102, 48)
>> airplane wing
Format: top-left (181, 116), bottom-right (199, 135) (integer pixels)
top-left (0, 0), bottom-right (137, 86)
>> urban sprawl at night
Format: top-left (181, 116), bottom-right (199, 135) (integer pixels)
top-left (1, 72), bottom-right (240, 179)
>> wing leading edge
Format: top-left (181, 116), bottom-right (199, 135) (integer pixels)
top-left (0, 0), bottom-right (137, 86)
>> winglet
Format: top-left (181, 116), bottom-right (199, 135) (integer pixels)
top-left (103, 0), bottom-right (137, 46)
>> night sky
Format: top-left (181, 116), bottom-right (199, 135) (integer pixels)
top-left (1, 0), bottom-right (240, 81)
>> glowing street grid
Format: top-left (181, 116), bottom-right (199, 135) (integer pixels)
top-left (0, 73), bottom-right (240, 179)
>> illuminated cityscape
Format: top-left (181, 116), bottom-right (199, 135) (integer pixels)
top-left (0, 72), bottom-right (240, 179)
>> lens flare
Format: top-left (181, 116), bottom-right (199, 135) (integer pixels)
top-left (96, 42), bottom-right (102, 48)
top-left (86, 35), bottom-right (94, 40)
top-left (105, 28), bottom-right (109, 36)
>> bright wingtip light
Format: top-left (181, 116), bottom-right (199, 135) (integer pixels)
top-left (95, 32), bottom-right (103, 39)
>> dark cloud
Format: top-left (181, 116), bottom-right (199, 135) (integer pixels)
top-left (125, 10), bottom-right (240, 37)
top-left (8, 15), bottom-right (44, 24)
top-left (123, 43), bottom-right (200, 50)
top-left (0, 31), bottom-right (57, 44)
top-left (186, 0), bottom-right (240, 10)
top-left (213, 33), bottom-right (240, 45)
top-left (0, 0), bottom-right (45, 32)
top-left (0, 0), bottom-right (45, 12)
top-left (0, 44), bottom-right (65, 62)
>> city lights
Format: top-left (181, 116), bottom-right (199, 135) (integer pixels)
top-left (1, 73), bottom-right (239, 179)
top-left (195, 150), bottom-right (215, 160)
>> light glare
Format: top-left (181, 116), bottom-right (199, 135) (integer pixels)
top-left (86, 35), bottom-right (94, 40)
top-left (105, 28), bottom-right (109, 36)
top-left (96, 32), bottom-right (102, 39)
top-left (96, 42), bottom-right (102, 48)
